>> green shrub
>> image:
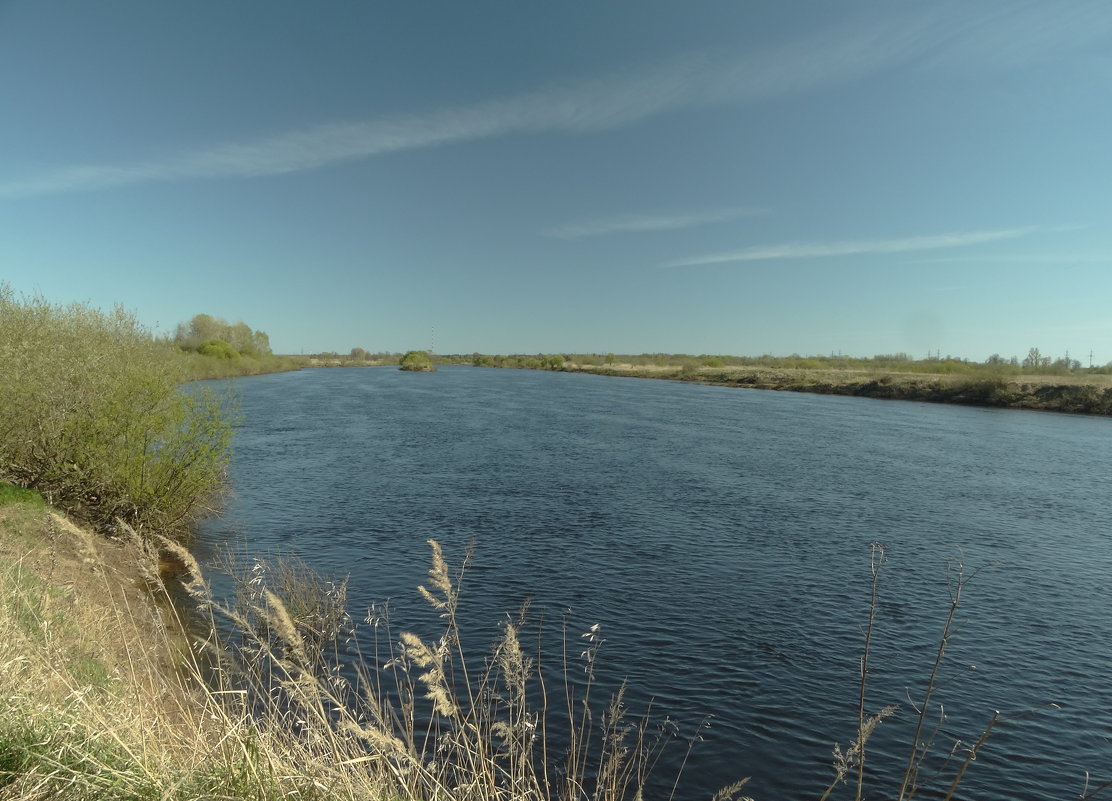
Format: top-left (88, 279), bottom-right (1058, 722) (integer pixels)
top-left (197, 338), bottom-right (239, 359)
top-left (399, 350), bottom-right (435, 371)
top-left (0, 286), bottom-right (233, 537)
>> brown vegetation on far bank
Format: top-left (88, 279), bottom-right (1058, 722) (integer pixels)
top-left (562, 362), bottom-right (1112, 416)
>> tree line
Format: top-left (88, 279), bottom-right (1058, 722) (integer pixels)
top-left (173, 313), bottom-right (272, 358)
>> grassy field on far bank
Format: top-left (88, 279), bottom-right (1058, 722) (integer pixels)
top-left (569, 362), bottom-right (1112, 415)
top-left (436, 352), bottom-right (1112, 416)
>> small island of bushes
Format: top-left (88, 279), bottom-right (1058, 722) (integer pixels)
top-left (399, 349), bottom-right (436, 372)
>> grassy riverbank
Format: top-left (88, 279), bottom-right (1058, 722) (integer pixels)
top-left (441, 351), bottom-right (1112, 416)
top-left (169, 349), bottom-right (311, 381)
top-left (565, 362), bottom-right (1112, 415)
top-left (0, 492), bottom-right (226, 799)
top-left (0, 491), bottom-right (722, 801)
top-left (0, 489), bottom-right (410, 800)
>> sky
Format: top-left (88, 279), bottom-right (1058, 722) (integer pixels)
top-left (2, 1), bottom-right (1111, 361)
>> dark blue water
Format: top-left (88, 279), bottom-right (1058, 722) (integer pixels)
top-left (195, 366), bottom-right (1112, 800)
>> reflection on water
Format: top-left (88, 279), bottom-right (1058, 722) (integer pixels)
top-left (196, 366), bottom-right (1112, 800)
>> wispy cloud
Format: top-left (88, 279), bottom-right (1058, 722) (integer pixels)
top-left (545, 206), bottom-right (763, 239)
top-left (2, 3), bottom-right (1108, 198)
top-left (663, 227), bottom-right (1048, 267)
top-left (0, 13), bottom-right (956, 198)
top-left (912, 1), bottom-right (1112, 74)
top-left (910, 251), bottom-right (1108, 265)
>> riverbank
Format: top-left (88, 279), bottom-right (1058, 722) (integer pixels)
top-left (0, 492), bottom-right (406, 800)
top-left (2, 491), bottom-right (711, 801)
top-left (0, 493), bottom-right (218, 798)
top-left (561, 362), bottom-right (1112, 416)
top-left (185, 350), bottom-right (1112, 418)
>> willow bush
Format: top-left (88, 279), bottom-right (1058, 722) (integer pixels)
top-left (399, 349), bottom-right (436, 371)
top-left (0, 285), bottom-right (232, 537)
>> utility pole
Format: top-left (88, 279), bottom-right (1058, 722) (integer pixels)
top-left (1090, 350), bottom-right (1095, 369)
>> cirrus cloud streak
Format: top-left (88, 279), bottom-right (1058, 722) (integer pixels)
top-left (662, 227), bottom-right (1053, 267)
top-left (546, 206), bottom-right (764, 239)
top-left (1, 3), bottom-right (1109, 198)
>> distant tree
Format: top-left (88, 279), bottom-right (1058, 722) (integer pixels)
top-left (606, 353), bottom-right (615, 365)
top-left (350, 347), bottom-right (368, 361)
top-left (1053, 353), bottom-right (1081, 370)
top-left (175, 314), bottom-right (221, 348)
top-left (1023, 347), bottom-right (1052, 369)
top-left (544, 354), bottom-right (565, 370)
top-left (225, 321), bottom-right (254, 354)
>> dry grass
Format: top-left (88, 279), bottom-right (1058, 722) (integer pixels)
top-left (0, 504), bottom-right (218, 798)
top-left (0, 504), bottom-right (719, 801)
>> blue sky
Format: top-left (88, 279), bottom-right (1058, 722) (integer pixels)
top-left (2, 1), bottom-right (1110, 361)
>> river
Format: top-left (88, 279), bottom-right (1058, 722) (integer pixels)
top-left (195, 365), bottom-right (1112, 800)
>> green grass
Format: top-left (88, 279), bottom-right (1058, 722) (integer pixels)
top-left (0, 483), bottom-right (44, 507)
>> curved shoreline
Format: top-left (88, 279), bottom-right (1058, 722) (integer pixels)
top-left (194, 360), bottom-right (1112, 417)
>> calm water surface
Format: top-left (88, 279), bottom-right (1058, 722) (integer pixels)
top-left (196, 366), bottom-right (1112, 799)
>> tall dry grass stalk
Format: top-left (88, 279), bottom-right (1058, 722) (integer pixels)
top-left (814, 548), bottom-right (1087, 801)
top-left (171, 538), bottom-right (705, 801)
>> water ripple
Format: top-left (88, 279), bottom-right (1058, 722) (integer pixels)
top-left (197, 366), bottom-right (1112, 801)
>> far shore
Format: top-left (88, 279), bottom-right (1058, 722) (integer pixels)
top-left (557, 362), bottom-right (1112, 416)
top-left (206, 357), bottom-right (1112, 418)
